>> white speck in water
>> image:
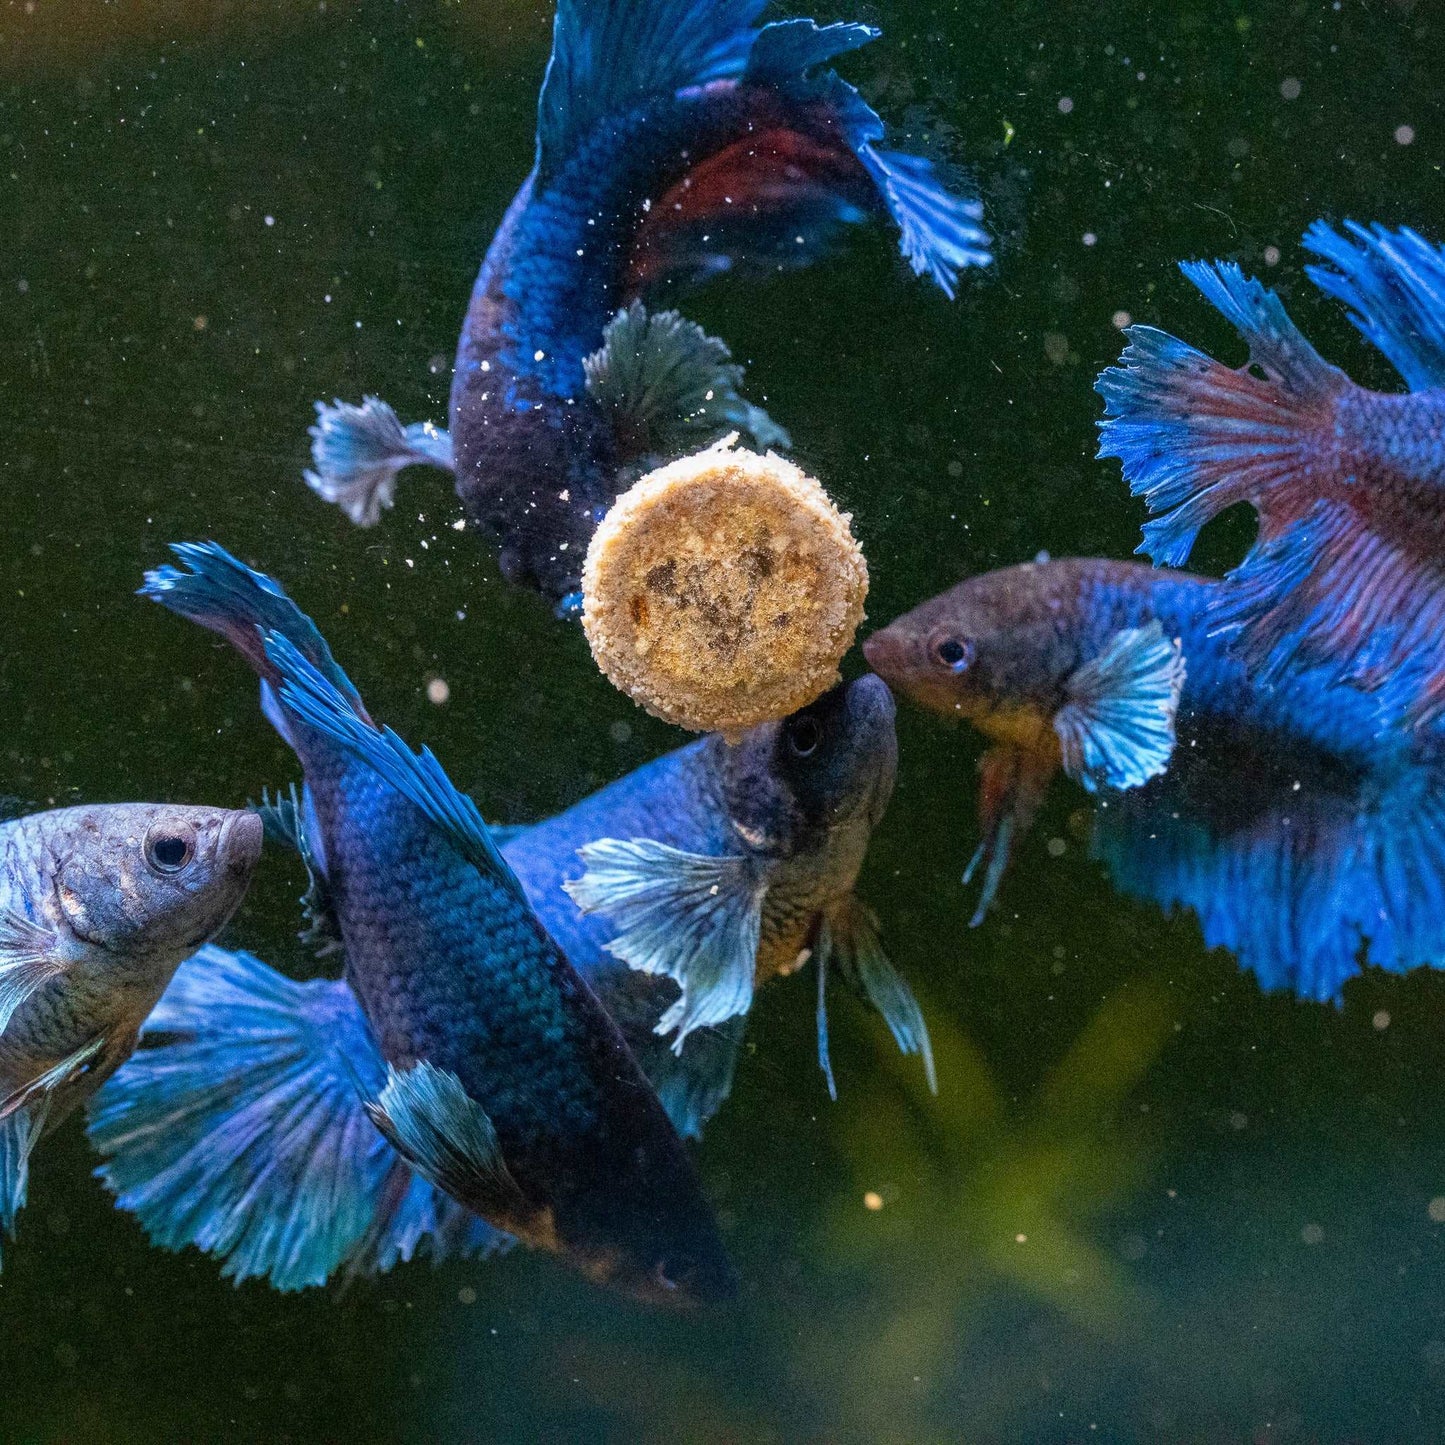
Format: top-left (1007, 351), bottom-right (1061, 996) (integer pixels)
top-left (1264, 245), bottom-right (1281, 266)
top-left (1015, 1233), bottom-right (1028, 1244)
top-left (457, 1286), bottom-right (476, 1305)
top-left (1429, 1197), bottom-right (1445, 1223)
top-left (1047, 837), bottom-right (1067, 857)
top-left (323, 293), bottom-right (332, 302)
top-left (1280, 77), bottom-right (1302, 100)
top-left (1396, 124), bottom-right (1416, 146)
top-left (1373, 1010), bottom-right (1391, 1031)
top-left (864, 1191), bottom-right (884, 1212)
top-left (480, 359), bottom-right (491, 372)
top-left (1082, 232), bottom-right (1097, 247)
top-left (1058, 96), bottom-right (1074, 114)
top-left (1300, 1222), bottom-right (1324, 1245)
top-left (533, 349), bottom-right (545, 362)
top-left (1112, 309), bottom-right (1132, 329)
top-left (451, 517), bottom-right (466, 531)
top-left (264, 214), bottom-right (275, 226)
top-left (427, 677), bottom-right (450, 705)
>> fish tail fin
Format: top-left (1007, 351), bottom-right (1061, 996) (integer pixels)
top-left (1095, 746), bottom-right (1445, 1005)
top-left (1303, 219), bottom-right (1445, 392)
top-left (87, 945), bottom-right (397, 1291)
top-left (304, 397), bottom-right (454, 529)
top-left (1096, 261), bottom-right (1348, 568)
top-left (556, 2), bottom-right (988, 296)
top-left (141, 542), bottom-right (364, 715)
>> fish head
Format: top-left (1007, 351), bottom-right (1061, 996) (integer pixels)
top-left (50, 804), bottom-right (264, 976)
top-left (718, 674), bottom-right (898, 858)
top-left (863, 564), bottom-right (1078, 743)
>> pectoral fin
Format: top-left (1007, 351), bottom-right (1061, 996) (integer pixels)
top-left (583, 301), bottom-right (790, 457)
top-left (0, 1036), bottom-right (106, 1123)
top-left (1053, 622), bottom-right (1185, 794)
top-left (0, 910), bottom-right (65, 1034)
top-left (253, 785), bottom-right (342, 957)
top-left (815, 898), bottom-right (935, 1100)
top-left (565, 838), bottom-right (771, 1049)
top-left (0, 1098), bottom-right (50, 1266)
top-left (366, 1062), bottom-right (529, 1229)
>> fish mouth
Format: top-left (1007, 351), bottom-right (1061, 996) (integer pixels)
top-left (220, 810), bottom-right (265, 877)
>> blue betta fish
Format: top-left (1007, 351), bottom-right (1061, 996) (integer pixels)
top-left (90, 678), bottom-right (931, 1292)
top-left (865, 557), bottom-right (1445, 1004)
top-left (303, 0), bottom-right (990, 611)
top-left (0, 801), bottom-right (262, 1267)
top-left (91, 542), bottom-right (735, 1307)
top-left (1097, 221), bottom-right (1445, 731)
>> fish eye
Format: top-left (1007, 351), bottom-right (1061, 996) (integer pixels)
top-left (144, 820), bottom-right (196, 876)
top-left (933, 636), bottom-right (974, 672)
top-left (786, 714), bottom-right (822, 757)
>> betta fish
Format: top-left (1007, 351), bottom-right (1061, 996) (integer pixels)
top-left (0, 801), bottom-right (262, 1266)
top-left (508, 671), bottom-right (933, 1128)
top-left (303, 0), bottom-right (990, 613)
top-left (1097, 221), bottom-right (1445, 731)
top-left (865, 557), bottom-right (1445, 1004)
top-left (90, 677), bottom-right (931, 1292)
top-left (93, 541), bottom-right (735, 1307)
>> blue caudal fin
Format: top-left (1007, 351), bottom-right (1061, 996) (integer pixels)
top-left (1303, 220), bottom-right (1445, 392)
top-left (1096, 262), bottom-right (1349, 568)
top-left (141, 542), bottom-right (363, 712)
top-left (536, 0), bottom-right (769, 179)
top-left (1053, 623), bottom-right (1186, 794)
top-left (304, 397), bottom-right (454, 529)
top-left (87, 946), bottom-right (506, 1290)
top-left (1094, 743), bottom-right (1445, 1004)
top-left (263, 634), bottom-right (526, 901)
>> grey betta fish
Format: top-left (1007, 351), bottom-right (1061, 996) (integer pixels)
top-left (0, 801), bottom-right (263, 1265)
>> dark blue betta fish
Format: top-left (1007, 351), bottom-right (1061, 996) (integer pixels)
top-left (865, 557), bottom-right (1445, 1005)
top-left (303, 0), bottom-right (990, 612)
top-left (89, 676), bottom-right (931, 1292)
top-left (91, 542), bottom-right (735, 1307)
top-left (1097, 221), bottom-right (1445, 731)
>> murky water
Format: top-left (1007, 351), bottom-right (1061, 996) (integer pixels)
top-left (2, 1), bottom-right (1441, 1440)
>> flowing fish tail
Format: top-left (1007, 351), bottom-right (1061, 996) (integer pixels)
top-left (87, 945), bottom-right (506, 1290)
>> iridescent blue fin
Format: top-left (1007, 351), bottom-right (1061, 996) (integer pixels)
top-left (814, 897), bottom-right (935, 1101)
top-left (304, 397), bottom-right (454, 528)
top-left (1053, 623), bottom-right (1185, 794)
top-left (536, 0), bottom-right (767, 180)
top-left (253, 785), bottom-right (342, 957)
top-left (1094, 737), bottom-right (1445, 1004)
top-left (635, 1017), bottom-right (747, 1141)
top-left (0, 1098), bottom-right (49, 1271)
top-left (141, 542), bottom-right (363, 710)
top-left (965, 743), bottom-right (1056, 927)
top-left (88, 946), bottom-right (398, 1291)
top-left (744, 17), bottom-right (876, 82)
top-left (366, 1063), bottom-right (530, 1229)
top-left (0, 910), bottom-right (64, 1033)
top-left (95, 947), bottom-right (508, 1287)
top-left (1096, 262), bottom-right (1349, 568)
top-left (583, 302), bottom-right (790, 456)
top-left (262, 633), bottom-right (527, 904)
top-left (1303, 220), bottom-right (1445, 391)
top-left (565, 839), bottom-right (771, 1049)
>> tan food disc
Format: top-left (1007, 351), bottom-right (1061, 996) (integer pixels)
top-left (581, 436), bottom-right (868, 735)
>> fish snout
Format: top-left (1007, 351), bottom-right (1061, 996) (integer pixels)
top-left (221, 810), bottom-right (266, 878)
top-left (862, 625), bottom-right (908, 686)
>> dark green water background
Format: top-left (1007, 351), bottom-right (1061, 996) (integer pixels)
top-left (2, 1), bottom-right (1442, 1440)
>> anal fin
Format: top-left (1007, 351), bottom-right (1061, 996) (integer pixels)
top-left (965, 744), bottom-right (1057, 926)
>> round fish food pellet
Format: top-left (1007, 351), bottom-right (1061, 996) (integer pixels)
top-left (581, 436), bottom-right (869, 736)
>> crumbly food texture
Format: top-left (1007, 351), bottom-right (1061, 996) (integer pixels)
top-left (582, 439), bottom-right (869, 735)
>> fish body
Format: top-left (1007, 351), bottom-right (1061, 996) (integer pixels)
top-left (865, 557), bottom-right (1445, 1001)
top-left (117, 543), bottom-right (733, 1307)
top-left (0, 802), bottom-right (261, 1262)
top-left (306, 0), bottom-right (990, 609)
top-left (1097, 221), bottom-right (1445, 731)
